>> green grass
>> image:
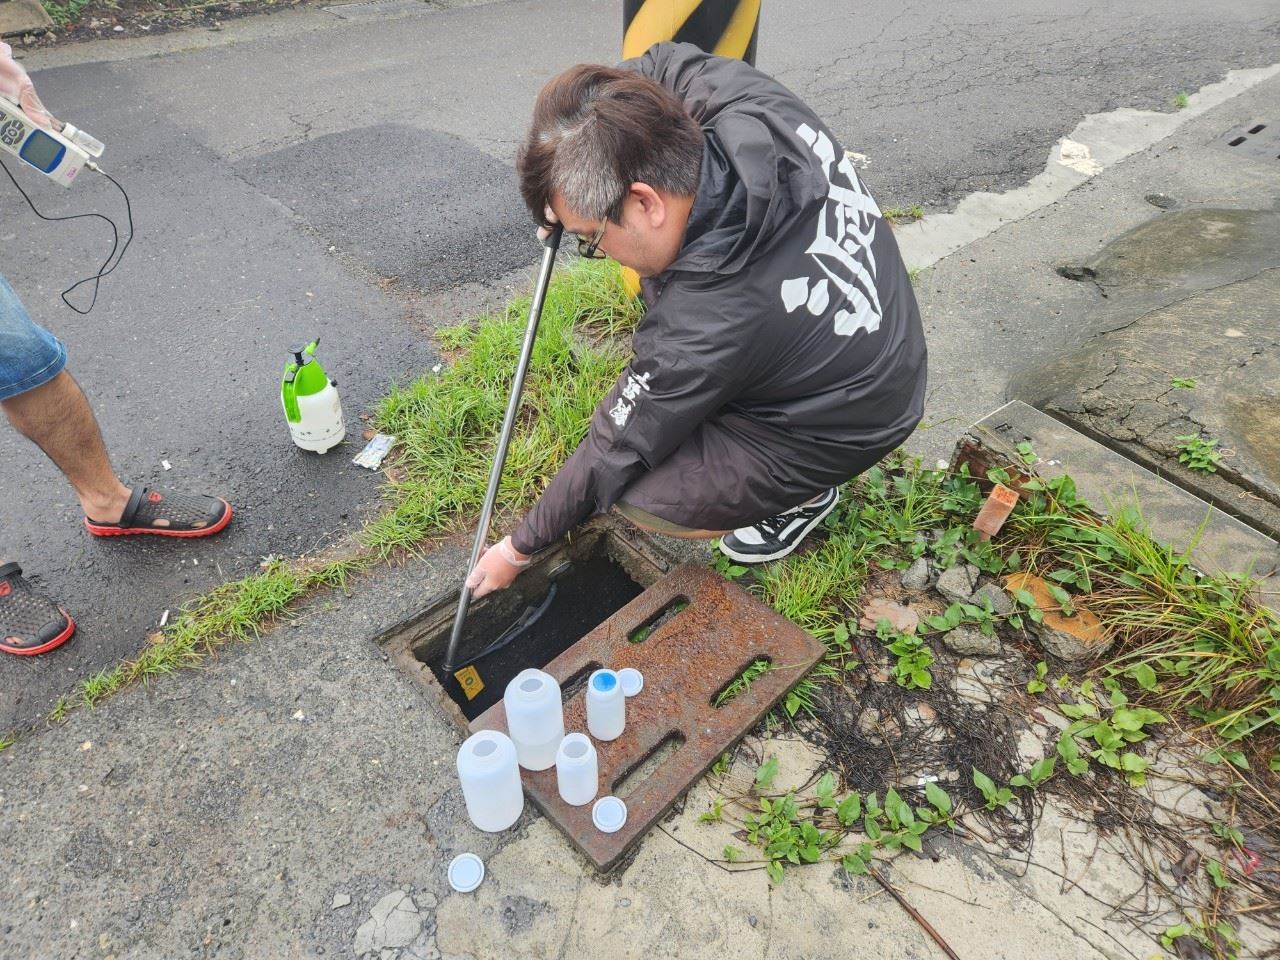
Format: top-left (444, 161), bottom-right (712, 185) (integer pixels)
top-left (1173, 92), bottom-right (1190, 110)
top-left (18, 252), bottom-right (1277, 786)
top-left (716, 458), bottom-right (1278, 770)
top-left (364, 259), bottom-right (640, 556)
top-left (882, 204), bottom-right (925, 225)
top-left (40, 0), bottom-right (95, 27)
top-left (1002, 476), bottom-right (1279, 762)
top-left (714, 658), bottom-right (774, 708)
top-left (1176, 434), bottom-right (1223, 473)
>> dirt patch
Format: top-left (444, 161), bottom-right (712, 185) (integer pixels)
top-left (15, 0), bottom-right (310, 47)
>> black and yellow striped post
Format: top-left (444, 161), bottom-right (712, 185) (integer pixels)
top-left (619, 0), bottom-right (761, 293)
top-left (623, 0), bottom-right (760, 64)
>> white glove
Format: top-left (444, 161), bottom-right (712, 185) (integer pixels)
top-left (0, 41), bottom-right (57, 129)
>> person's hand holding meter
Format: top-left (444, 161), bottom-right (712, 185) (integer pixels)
top-left (0, 41), bottom-right (57, 129)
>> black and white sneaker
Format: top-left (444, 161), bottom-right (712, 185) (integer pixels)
top-left (718, 488), bottom-right (840, 564)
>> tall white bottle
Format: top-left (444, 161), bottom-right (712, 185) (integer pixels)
top-left (504, 669), bottom-right (565, 771)
top-left (586, 669), bottom-right (625, 741)
top-left (456, 730), bottom-right (523, 832)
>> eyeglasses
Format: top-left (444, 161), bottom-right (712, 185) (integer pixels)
top-left (576, 218), bottom-right (608, 259)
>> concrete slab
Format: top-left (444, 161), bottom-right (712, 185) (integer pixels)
top-left (0, 0), bottom-right (51, 38)
top-left (1009, 213), bottom-right (1280, 539)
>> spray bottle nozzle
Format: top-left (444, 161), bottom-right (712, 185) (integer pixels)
top-left (289, 338), bottom-right (321, 366)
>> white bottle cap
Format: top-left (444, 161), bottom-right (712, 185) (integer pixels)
top-left (617, 668), bottom-right (644, 697)
top-left (447, 853), bottom-right (485, 893)
top-left (591, 796), bottom-right (628, 834)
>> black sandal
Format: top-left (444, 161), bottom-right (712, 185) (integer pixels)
top-left (84, 486), bottom-right (232, 538)
top-left (0, 563), bottom-right (76, 656)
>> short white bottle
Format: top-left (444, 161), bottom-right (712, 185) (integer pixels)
top-left (555, 733), bottom-right (599, 807)
top-left (504, 668), bottom-right (565, 771)
top-left (456, 730), bottom-right (523, 832)
top-left (586, 669), bottom-right (625, 741)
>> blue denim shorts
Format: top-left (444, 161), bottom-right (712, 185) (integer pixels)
top-left (0, 273), bottom-right (67, 402)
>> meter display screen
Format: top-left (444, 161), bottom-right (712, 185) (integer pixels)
top-left (19, 130), bottom-right (65, 173)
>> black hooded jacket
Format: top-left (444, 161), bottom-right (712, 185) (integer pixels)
top-left (510, 43), bottom-right (927, 555)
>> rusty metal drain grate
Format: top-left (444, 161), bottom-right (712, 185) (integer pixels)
top-left (470, 563), bottom-right (825, 872)
top-left (1211, 121), bottom-right (1279, 163)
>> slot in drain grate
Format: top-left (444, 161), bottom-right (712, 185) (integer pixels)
top-left (1211, 121), bottom-right (1279, 163)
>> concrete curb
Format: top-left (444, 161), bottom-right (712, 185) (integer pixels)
top-left (895, 62), bottom-right (1280, 270)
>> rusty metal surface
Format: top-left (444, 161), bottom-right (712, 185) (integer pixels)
top-left (470, 562), bottom-right (825, 872)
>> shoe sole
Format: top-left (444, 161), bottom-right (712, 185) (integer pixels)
top-left (84, 500), bottom-right (233, 538)
top-left (718, 493), bottom-right (839, 565)
top-left (1, 609), bottom-right (76, 656)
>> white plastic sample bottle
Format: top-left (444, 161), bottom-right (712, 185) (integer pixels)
top-left (503, 668), bottom-right (565, 771)
top-left (586, 669), bottom-right (625, 742)
top-left (456, 729), bottom-right (523, 832)
top-left (555, 733), bottom-right (599, 807)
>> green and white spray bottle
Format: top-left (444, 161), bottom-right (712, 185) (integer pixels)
top-left (281, 339), bottom-right (345, 453)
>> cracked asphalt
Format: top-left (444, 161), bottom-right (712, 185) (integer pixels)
top-left (2, 0), bottom-right (1279, 733)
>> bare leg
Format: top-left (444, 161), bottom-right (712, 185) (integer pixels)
top-left (2, 370), bottom-right (130, 523)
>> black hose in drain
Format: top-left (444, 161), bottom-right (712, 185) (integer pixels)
top-left (451, 584), bottom-right (559, 673)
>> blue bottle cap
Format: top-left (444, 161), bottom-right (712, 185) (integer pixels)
top-left (591, 671), bottom-right (617, 692)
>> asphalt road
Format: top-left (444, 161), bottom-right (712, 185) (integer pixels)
top-left (2, 0), bottom-right (1278, 730)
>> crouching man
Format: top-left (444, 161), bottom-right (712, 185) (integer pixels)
top-left (468, 42), bottom-right (926, 597)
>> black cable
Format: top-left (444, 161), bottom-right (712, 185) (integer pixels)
top-left (451, 583), bottom-right (559, 673)
top-left (1, 156), bottom-right (134, 315)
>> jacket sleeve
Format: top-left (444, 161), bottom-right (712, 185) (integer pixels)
top-left (510, 304), bottom-right (743, 555)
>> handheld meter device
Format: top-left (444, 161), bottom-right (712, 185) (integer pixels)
top-left (0, 95), bottom-right (103, 187)
top-left (1, 91), bottom-right (129, 314)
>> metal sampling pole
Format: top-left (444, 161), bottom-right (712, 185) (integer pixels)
top-left (443, 225), bottom-right (564, 675)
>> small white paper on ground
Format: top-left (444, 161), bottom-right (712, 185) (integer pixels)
top-left (353, 433), bottom-right (396, 470)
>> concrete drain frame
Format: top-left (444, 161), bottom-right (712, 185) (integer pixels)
top-left (381, 517), bottom-right (825, 871)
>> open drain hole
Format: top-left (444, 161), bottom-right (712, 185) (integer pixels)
top-left (628, 596), bottom-right (690, 643)
top-left (1248, 124), bottom-right (1267, 134)
top-left (412, 534), bottom-right (648, 721)
top-left (1228, 136), bottom-right (1247, 147)
top-left (612, 732), bottom-right (686, 798)
top-left (711, 655), bottom-right (774, 708)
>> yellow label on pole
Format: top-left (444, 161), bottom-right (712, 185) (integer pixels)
top-left (454, 666), bottom-right (484, 700)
